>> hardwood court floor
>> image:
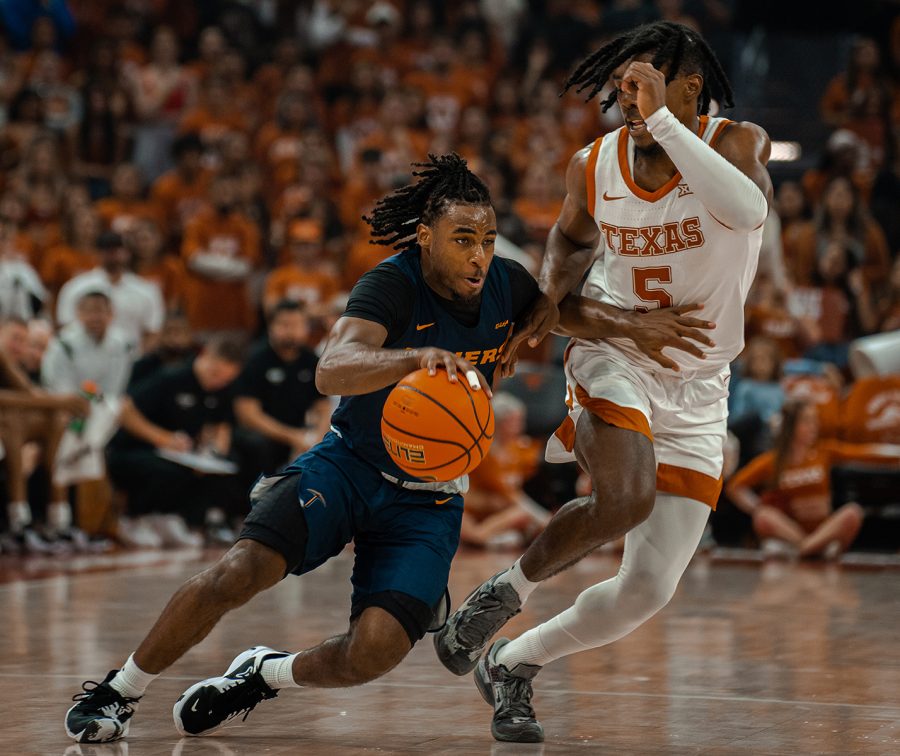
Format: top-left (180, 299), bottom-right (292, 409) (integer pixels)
top-left (1, 548), bottom-right (898, 755)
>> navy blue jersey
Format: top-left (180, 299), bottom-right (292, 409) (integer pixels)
top-left (331, 249), bottom-right (520, 481)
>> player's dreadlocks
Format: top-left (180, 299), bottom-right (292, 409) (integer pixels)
top-left (364, 153), bottom-right (491, 252)
top-left (563, 21), bottom-right (734, 116)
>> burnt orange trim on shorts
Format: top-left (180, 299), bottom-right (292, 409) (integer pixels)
top-left (574, 383), bottom-right (653, 442)
top-left (553, 415), bottom-right (576, 452)
top-left (656, 463), bottom-right (723, 510)
top-left (585, 136), bottom-right (604, 217)
top-left (617, 116), bottom-right (709, 203)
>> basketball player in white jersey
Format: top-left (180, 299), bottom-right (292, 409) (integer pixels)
top-left (434, 22), bottom-right (773, 742)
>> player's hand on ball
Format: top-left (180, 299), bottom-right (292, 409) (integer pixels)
top-left (499, 294), bottom-right (559, 378)
top-left (620, 61), bottom-right (667, 120)
top-left (628, 304), bottom-right (715, 371)
top-left (417, 347), bottom-right (492, 397)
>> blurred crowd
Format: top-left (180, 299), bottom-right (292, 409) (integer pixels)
top-left (0, 1), bottom-right (898, 559)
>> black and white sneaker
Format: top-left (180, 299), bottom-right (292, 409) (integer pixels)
top-left (433, 571), bottom-right (522, 675)
top-left (474, 638), bottom-right (544, 743)
top-left (65, 670), bottom-right (141, 742)
top-left (173, 646), bottom-right (288, 736)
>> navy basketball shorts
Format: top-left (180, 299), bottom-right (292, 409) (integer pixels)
top-left (238, 432), bottom-right (463, 643)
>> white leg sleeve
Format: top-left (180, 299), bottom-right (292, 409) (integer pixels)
top-left (495, 494), bottom-right (710, 669)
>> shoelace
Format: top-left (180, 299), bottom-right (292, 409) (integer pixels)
top-left (455, 588), bottom-right (519, 650)
top-left (496, 675), bottom-right (536, 721)
top-left (210, 675), bottom-right (278, 723)
top-left (72, 681), bottom-right (139, 714)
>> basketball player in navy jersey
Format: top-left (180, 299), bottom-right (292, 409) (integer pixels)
top-left (63, 154), bottom-right (546, 743)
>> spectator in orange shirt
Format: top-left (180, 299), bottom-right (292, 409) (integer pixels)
top-left (457, 25), bottom-right (503, 92)
top-left (840, 376), bottom-right (900, 445)
top-left (339, 147), bottom-right (386, 233)
top-left (464, 393), bottom-right (551, 549)
top-left (23, 180), bottom-right (64, 264)
top-left (129, 217), bottom-right (184, 313)
top-left (403, 34), bottom-right (479, 133)
top-left (343, 233), bottom-right (392, 292)
top-left (513, 161), bottom-right (566, 244)
top-left (789, 176), bottom-right (890, 287)
top-left (252, 37), bottom-right (302, 119)
top-left (263, 218), bottom-right (340, 315)
top-left (801, 129), bottom-right (872, 208)
top-left (776, 180), bottom-right (813, 282)
top-left (727, 400), bottom-right (899, 559)
top-left (820, 37), bottom-right (892, 170)
top-left (40, 206), bottom-right (100, 298)
top-left (0, 193), bottom-right (37, 264)
top-left (745, 277), bottom-right (804, 358)
top-left (94, 163), bottom-right (162, 235)
top-left (456, 105), bottom-right (491, 166)
top-left (254, 91), bottom-right (316, 196)
top-left (149, 132), bottom-right (211, 240)
top-left (354, 90), bottom-right (429, 178)
top-left (10, 125), bottom-right (68, 203)
top-left (788, 240), bottom-right (879, 367)
top-left (181, 173), bottom-right (261, 334)
top-left (178, 76), bottom-right (251, 153)
top-left (782, 367), bottom-right (844, 440)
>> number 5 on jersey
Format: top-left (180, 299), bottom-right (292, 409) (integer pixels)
top-left (633, 266), bottom-right (673, 312)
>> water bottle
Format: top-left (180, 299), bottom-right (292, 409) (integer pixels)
top-left (69, 379), bottom-right (100, 434)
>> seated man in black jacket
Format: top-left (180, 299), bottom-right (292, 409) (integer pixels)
top-left (108, 334), bottom-right (245, 547)
top-left (233, 300), bottom-right (331, 483)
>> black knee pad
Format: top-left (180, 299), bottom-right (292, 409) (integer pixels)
top-left (350, 589), bottom-right (449, 646)
top-left (238, 472), bottom-right (308, 575)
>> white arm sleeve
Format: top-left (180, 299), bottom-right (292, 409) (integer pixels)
top-left (643, 106), bottom-right (768, 232)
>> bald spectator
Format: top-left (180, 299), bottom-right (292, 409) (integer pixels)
top-left (0, 323), bottom-right (88, 552)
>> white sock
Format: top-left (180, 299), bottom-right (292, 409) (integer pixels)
top-left (495, 625), bottom-right (558, 668)
top-left (260, 653), bottom-right (301, 689)
top-left (496, 558), bottom-right (539, 603)
top-left (109, 654), bottom-right (157, 699)
top-left (7, 501), bottom-right (32, 532)
top-left (48, 501), bottom-right (73, 532)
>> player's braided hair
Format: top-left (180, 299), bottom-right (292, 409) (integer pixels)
top-left (364, 153), bottom-right (491, 252)
top-left (563, 21), bottom-right (734, 116)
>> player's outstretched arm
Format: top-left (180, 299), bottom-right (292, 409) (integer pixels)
top-left (623, 61), bottom-right (772, 231)
top-left (557, 297), bottom-right (715, 371)
top-left (317, 316), bottom-right (491, 396)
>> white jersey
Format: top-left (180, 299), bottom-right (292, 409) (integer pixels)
top-left (581, 115), bottom-right (762, 375)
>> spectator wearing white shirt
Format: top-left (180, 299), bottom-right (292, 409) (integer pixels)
top-left (57, 231), bottom-right (164, 353)
top-left (0, 213), bottom-right (46, 320)
top-left (42, 289), bottom-right (137, 398)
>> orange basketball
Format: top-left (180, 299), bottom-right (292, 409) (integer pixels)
top-left (381, 368), bottom-right (494, 482)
